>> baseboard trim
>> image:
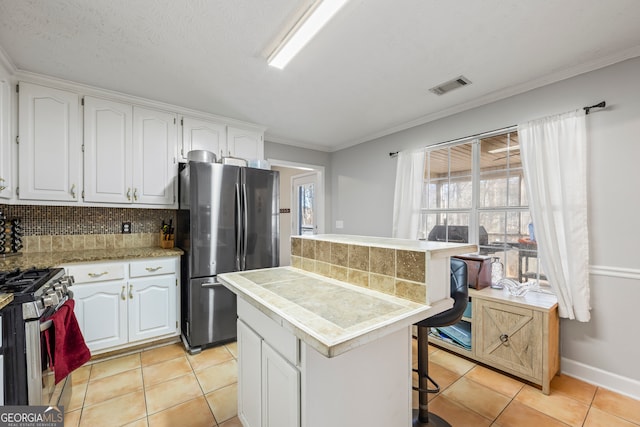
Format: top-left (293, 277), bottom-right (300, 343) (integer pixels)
top-left (561, 357), bottom-right (640, 400)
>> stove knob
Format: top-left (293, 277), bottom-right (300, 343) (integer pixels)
top-left (54, 282), bottom-right (68, 294)
top-left (42, 292), bottom-right (60, 308)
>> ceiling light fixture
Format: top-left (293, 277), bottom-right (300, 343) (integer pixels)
top-left (267, 0), bottom-right (349, 69)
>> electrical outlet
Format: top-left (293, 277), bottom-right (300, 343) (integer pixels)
top-left (122, 222), bottom-right (132, 234)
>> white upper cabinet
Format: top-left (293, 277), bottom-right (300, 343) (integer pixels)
top-left (180, 117), bottom-right (226, 161)
top-left (84, 97), bottom-right (177, 206)
top-left (83, 96), bottom-right (133, 204)
top-left (227, 126), bottom-right (264, 161)
top-left (0, 78), bottom-right (11, 200)
top-left (133, 106), bottom-right (177, 205)
top-left (18, 82), bottom-right (81, 202)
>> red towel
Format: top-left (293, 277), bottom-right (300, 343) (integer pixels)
top-left (43, 299), bottom-right (91, 384)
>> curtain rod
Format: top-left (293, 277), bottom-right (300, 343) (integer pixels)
top-left (389, 100), bottom-right (606, 158)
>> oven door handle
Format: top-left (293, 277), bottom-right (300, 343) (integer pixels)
top-left (40, 319), bottom-right (53, 332)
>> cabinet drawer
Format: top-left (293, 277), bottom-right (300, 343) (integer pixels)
top-left (66, 263), bottom-right (126, 284)
top-left (238, 298), bottom-right (299, 366)
top-left (129, 258), bottom-right (176, 278)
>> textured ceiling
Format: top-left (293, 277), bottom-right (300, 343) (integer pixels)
top-left (1, 0), bottom-right (640, 151)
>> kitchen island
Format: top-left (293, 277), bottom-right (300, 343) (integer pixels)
top-left (218, 234), bottom-right (476, 427)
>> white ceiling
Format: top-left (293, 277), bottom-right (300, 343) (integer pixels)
top-left (1, 0), bottom-right (640, 152)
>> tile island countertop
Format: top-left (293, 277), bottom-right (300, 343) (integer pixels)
top-left (218, 266), bottom-right (453, 358)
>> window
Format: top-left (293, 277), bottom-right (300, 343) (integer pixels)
top-left (421, 130), bottom-right (544, 283)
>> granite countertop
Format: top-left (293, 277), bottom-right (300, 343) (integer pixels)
top-left (0, 247), bottom-right (183, 270)
top-left (0, 293), bottom-right (13, 310)
top-left (218, 266), bottom-right (453, 358)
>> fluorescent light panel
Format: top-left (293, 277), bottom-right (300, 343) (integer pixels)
top-left (268, 0), bottom-right (349, 69)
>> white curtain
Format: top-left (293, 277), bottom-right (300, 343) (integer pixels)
top-left (518, 110), bottom-right (590, 321)
top-left (392, 150), bottom-right (425, 239)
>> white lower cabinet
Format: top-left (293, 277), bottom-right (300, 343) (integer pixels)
top-left (235, 297), bottom-right (413, 427)
top-left (262, 341), bottom-right (300, 427)
top-left (66, 257), bottom-right (179, 354)
top-left (237, 299), bottom-right (300, 427)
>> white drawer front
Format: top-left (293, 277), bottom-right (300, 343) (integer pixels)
top-left (238, 298), bottom-right (299, 366)
top-left (66, 263), bottom-right (126, 283)
top-left (129, 258), bottom-right (176, 278)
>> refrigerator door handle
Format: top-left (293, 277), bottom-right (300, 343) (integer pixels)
top-left (242, 183), bottom-right (248, 271)
top-left (201, 279), bottom-right (222, 288)
top-left (235, 182), bottom-right (242, 271)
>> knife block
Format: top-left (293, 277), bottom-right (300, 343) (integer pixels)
top-left (159, 231), bottom-right (174, 249)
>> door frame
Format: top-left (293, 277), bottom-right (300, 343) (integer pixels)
top-left (268, 159), bottom-right (325, 235)
top-left (292, 171), bottom-right (319, 236)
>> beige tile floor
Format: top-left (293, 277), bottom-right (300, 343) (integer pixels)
top-left (64, 339), bottom-right (640, 427)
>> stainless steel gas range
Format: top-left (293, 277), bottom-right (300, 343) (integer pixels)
top-left (1, 267), bottom-right (78, 406)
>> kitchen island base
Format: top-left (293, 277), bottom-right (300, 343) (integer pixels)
top-left (237, 297), bottom-right (413, 427)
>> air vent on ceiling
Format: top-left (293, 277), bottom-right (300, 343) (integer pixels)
top-left (429, 75), bottom-right (472, 96)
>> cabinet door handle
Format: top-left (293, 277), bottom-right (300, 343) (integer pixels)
top-left (127, 188), bottom-right (132, 201)
top-left (133, 188), bottom-right (138, 201)
top-left (145, 266), bottom-right (162, 272)
top-left (129, 284), bottom-right (134, 299)
top-left (70, 184), bottom-right (76, 198)
top-left (121, 286), bottom-right (126, 301)
top-left (0, 177), bottom-right (6, 191)
top-left (499, 334), bottom-right (509, 344)
top-left (88, 272), bottom-right (108, 278)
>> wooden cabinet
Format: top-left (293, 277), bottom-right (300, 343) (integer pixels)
top-left (226, 126), bottom-right (264, 161)
top-left (66, 257), bottom-right (179, 354)
top-left (128, 258), bottom-right (178, 342)
top-left (180, 118), bottom-right (264, 162)
top-left (84, 97), bottom-right (177, 206)
top-left (83, 96), bottom-right (132, 204)
top-left (17, 82), bottom-right (81, 202)
top-left (0, 78), bottom-right (11, 200)
top-left (237, 299), bottom-right (300, 427)
top-left (73, 280), bottom-right (128, 351)
top-left (180, 117), bottom-right (226, 161)
top-left (429, 287), bottom-right (559, 394)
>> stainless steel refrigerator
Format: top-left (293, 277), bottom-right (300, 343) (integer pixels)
top-left (177, 160), bottom-right (279, 353)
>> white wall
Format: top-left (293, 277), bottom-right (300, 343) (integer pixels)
top-left (329, 57), bottom-right (640, 398)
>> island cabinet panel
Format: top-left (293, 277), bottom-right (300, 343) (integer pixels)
top-left (262, 341), bottom-right (300, 427)
top-left (237, 299), bottom-right (300, 427)
top-left (238, 320), bottom-right (263, 427)
top-left (236, 293), bottom-right (413, 427)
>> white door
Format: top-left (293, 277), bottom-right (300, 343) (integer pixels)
top-left (83, 96), bottom-right (133, 204)
top-left (237, 320), bottom-right (263, 427)
top-left (261, 341), bottom-right (300, 427)
top-left (227, 126), bottom-right (264, 160)
top-left (18, 82), bottom-right (81, 201)
top-left (73, 282), bottom-right (128, 352)
top-left (292, 172), bottom-right (319, 236)
top-left (128, 276), bottom-right (177, 342)
top-left (0, 78), bottom-right (11, 200)
top-left (181, 117), bottom-right (226, 160)
top-left (133, 106), bottom-right (177, 205)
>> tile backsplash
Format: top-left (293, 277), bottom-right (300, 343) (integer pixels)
top-left (1, 204), bottom-right (175, 252)
top-left (291, 236), bottom-right (428, 303)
